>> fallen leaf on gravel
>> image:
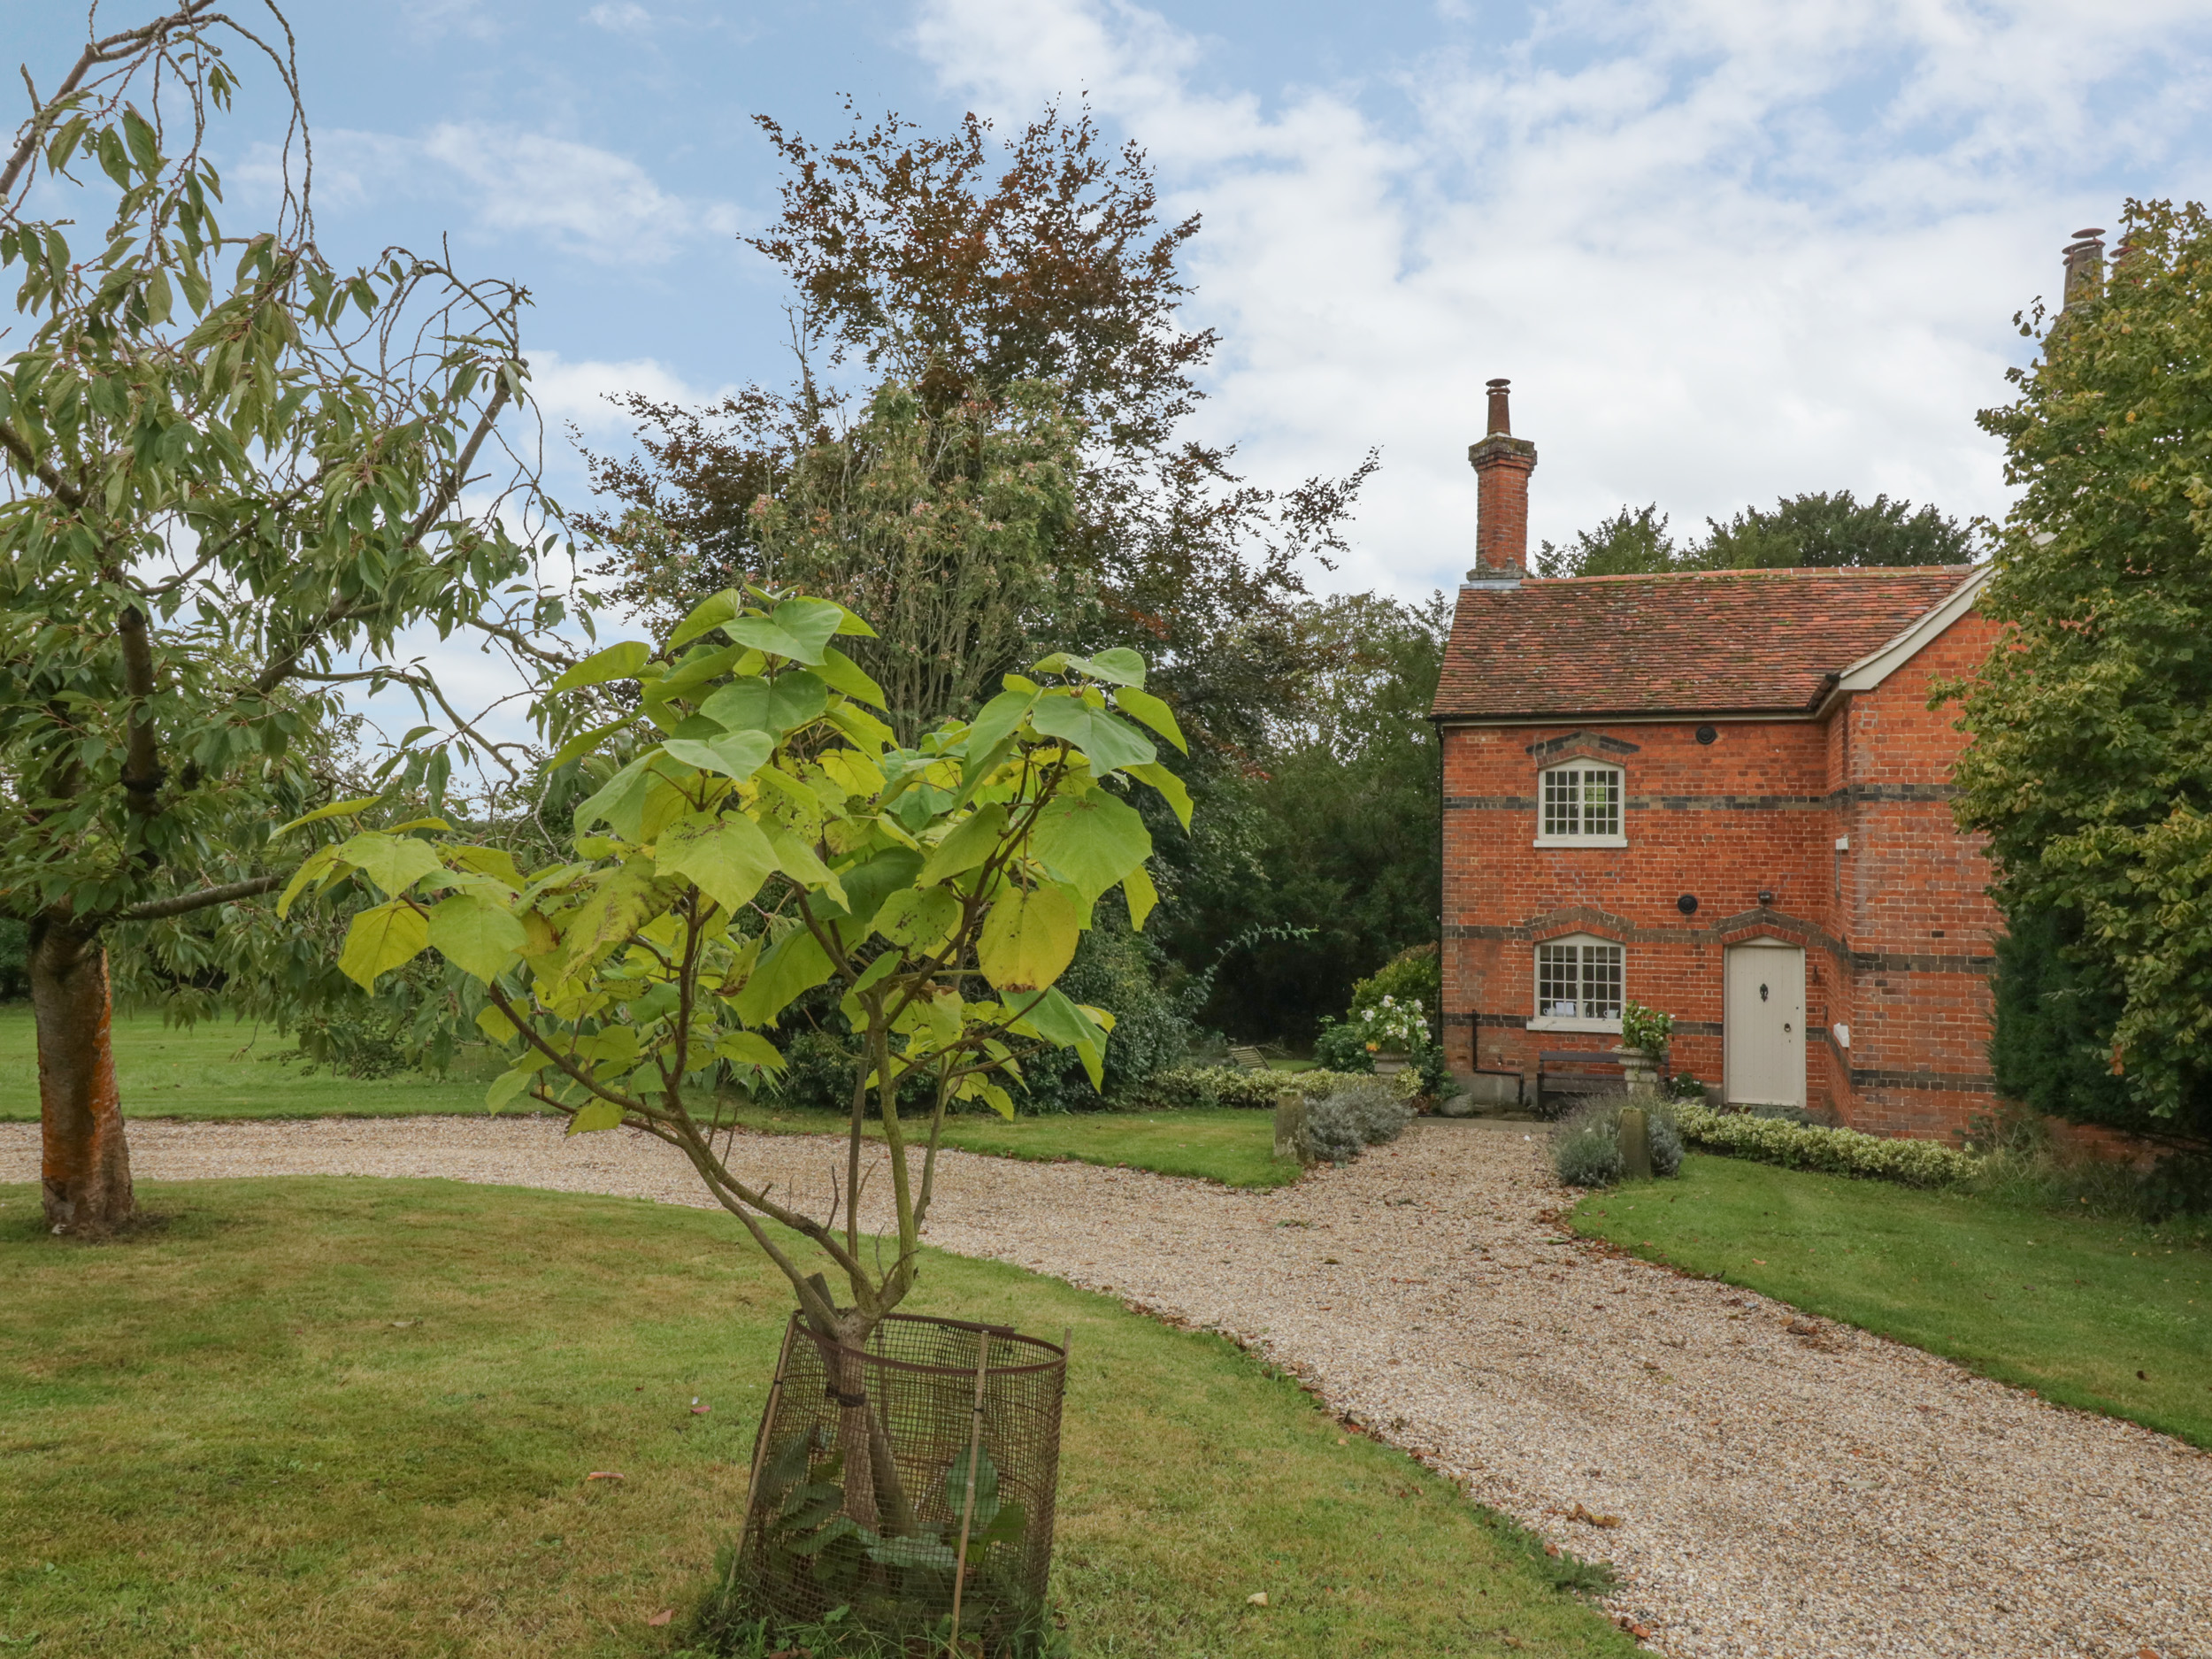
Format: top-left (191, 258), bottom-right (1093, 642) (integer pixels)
top-left (1247, 1592), bottom-right (1269, 1606)
top-left (646, 1609), bottom-right (673, 1627)
top-left (1568, 1502), bottom-right (1624, 1528)
top-left (1617, 1615), bottom-right (1653, 1638)
top-left (586, 1471), bottom-right (626, 1482)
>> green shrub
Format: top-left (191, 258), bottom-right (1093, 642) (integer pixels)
top-left (1549, 1095), bottom-right (1683, 1187)
top-left (1311, 1017), bottom-right (1374, 1073)
top-left (1676, 1102), bottom-right (1978, 1187)
top-left (1304, 1077), bottom-right (1413, 1163)
top-left (1551, 1114), bottom-right (1624, 1188)
top-left (1133, 1065), bottom-right (1379, 1110)
top-left (1349, 943), bottom-right (1440, 1018)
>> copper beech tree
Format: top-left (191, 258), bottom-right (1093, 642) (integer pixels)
top-left (1, 6), bottom-right (568, 1233)
top-left (286, 588), bottom-right (1186, 1531)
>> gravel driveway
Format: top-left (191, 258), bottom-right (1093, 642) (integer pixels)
top-left (6, 1114), bottom-right (2206, 1659)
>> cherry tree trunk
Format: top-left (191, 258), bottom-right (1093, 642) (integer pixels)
top-left (31, 919), bottom-right (134, 1235)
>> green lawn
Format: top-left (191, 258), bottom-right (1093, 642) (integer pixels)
top-left (1, 1179), bottom-right (1635, 1658)
top-left (0, 1007), bottom-right (503, 1121)
top-left (2, 1008), bottom-right (1291, 1188)
top-left (1570, 1155), bottom-right (2212, 1447)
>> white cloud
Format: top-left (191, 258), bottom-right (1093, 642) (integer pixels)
top-left (911, 0), bottom-right (2212, 598)
top-left (585, 3), bottom-right (652, 32)
top-left (526, 349), bottom-right (735, 434)
top-left (284, 123), bottom-right (734, 265)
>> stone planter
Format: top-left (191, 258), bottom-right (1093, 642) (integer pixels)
top-left (1371, 1054), bottom-right (1409, 1078)
top-left (1613, 1045), bottom-right (1661, 1093)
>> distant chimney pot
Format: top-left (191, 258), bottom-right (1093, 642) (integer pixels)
top-left (1465, 378), bottom-right (1537, 582)
top-left (2062, 227), bottom-right (2106, 311)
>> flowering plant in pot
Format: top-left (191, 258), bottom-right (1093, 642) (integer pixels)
top-left (1360, 995), bottom-right (1430, 1074)
top-left (1618, 1002), bottom-right (1674, 1090)
top-left (291, 587), bottom-right (1183, 1647)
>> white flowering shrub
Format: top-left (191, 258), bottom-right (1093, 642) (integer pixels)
top-left (1358, 995), bottom-right (1430, 1054)
top-left (1676, 1103), bottom-right (1980, 1187)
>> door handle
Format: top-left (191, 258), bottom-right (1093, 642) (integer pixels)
top-left (1784, 1022), bottom-right (1793, 1033)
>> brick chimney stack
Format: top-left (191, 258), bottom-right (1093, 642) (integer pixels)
top-left (1466, 378), bottom-right (1538, 583)
top-left (2062, 227), bottom-right (2106, 311)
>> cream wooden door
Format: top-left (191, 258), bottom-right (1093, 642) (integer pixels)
top-left (1724, 942), bottom-right (1805, 1108)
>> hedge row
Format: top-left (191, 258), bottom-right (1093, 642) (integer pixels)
top-left (1674, 1102), bottom-right (1980, 1188)
top-left (1133, 1065), bottom-right (1419, 1111)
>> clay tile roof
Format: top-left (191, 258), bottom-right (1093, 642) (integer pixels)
top-left (1431, 565), bottom-right (1981, 721)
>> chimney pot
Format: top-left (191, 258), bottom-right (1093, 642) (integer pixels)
top-left (2062, 227), bottom-right (2107, 311)
top-left (1466, 377), bottom-right (1537, 582)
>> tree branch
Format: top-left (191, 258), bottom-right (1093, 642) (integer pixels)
top-left (116, 872), bottom-right (284, 922)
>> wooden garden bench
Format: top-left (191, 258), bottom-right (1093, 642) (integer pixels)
top-left (1226, 1045), bottom-right (1270, 1072)
top-left (1534, 1049), bottom-right (1635, 1116)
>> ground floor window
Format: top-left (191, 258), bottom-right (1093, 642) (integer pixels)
top-left (1536, 937), bottom-right (1624, 1022)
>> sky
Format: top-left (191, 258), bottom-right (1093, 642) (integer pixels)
top-left (15, 0), bottom-right (2212, 741)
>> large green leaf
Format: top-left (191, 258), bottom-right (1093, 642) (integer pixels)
top-left (715, 1030), bottom-right (787, 1071)
top-left (812, 847), bottom-right (925, 933)
top-left (963, 687), bottom-right (1036, 771)
top-left (732, 926), bottom-right (834, 1027)
top-left (1020, 987), bottom-right (1112, 1090)
top-left (551, 858), bottom-right (664, 979)
top-left (572, 753), bottom-right (655, 838)
top-left (918, 804), bottom-right (1006, 887)
top-left (1125, 762), bottom-right (1193, 832)
top-left (426, 891), bottom-right (527, 981)
top-left (977, 884), bottom-right (1079, 994)
top-left (338, 899), bottom-right (429, 990)
top-left (334, 831), bottom-right (444, 899)
top-left (1028, 695), bottom-right (1156, 774)
top-left (1030, 789), bottom-right (1151, 904)
top-left (275, 841), bottom-right (341, 918)
top-left (276, 795), bottom-right (383, 835)
top-left (1084, 647), bottom-right (1147, 687)
top-left (1122, 864), bottom-right (1159, 931)
top-left (874, 887), bottom-right (961, 952)
top-left (550, 640), bottom-right (650, 692)
top-left (1112, 687), bottom-right (1187, 754)
top-left (764, 825), bottom-right (849, 907)
top-left (816, 646), bottom-right (887, 710)
top-left (668, 588), bottom-right (741, 649)
top-left (700, 671), bottom-right (830, 736)
top-left (723, 598), bottom-right (843, 665)
top-left (656, 814), bottom-right (779, 915)
top-left (567, 1099), bottom-right (626, 1134)
top-left (659, 729), bottom-right (774, 781)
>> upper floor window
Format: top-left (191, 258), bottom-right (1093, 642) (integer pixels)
top-left (1538, 764), bottom-right (1624, 845)
top-left (1534, 935), bottom-right (1624, 1028)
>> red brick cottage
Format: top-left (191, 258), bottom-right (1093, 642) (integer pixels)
top-left (1432, 380), bottom-right (2001, 1139)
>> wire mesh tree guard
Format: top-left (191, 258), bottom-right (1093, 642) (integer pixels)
top-left (733, 1312), bottom-right (1068, 1652)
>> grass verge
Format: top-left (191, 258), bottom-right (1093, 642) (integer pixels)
top-left (1570, 1153), bottom-right (2212, 1447)
top-left (0, 1178), bottom-right (1635, 1657)
top-left (2, 1010), bottom-right (1290, 1190)
top-left (0, 1007), bottom-right (502, 1121)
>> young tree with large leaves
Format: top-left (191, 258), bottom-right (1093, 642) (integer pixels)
top-left (290, 587), bottom-right (1182, 1532)
top-left (1953, 201), bottom-right (2212, 1151)
top-left (1, 6), bottom-right (569, 1233)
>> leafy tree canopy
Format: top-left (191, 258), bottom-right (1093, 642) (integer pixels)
top-left (1536, 491), bottom-right (1972, 578)
top-left (1952, 199), bottom-right (2212, 1148)
top-left (581, 104), bottom-right (1373, 757)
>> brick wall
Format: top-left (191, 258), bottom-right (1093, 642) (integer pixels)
top-left (1440, 609), bottom-right (2003, 1141)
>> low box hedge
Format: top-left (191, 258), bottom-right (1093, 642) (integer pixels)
top-left (1133, 1065), bottom-right (1417, 1111)
top-left (1675, 1102), bottom-right (1980, 1187)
